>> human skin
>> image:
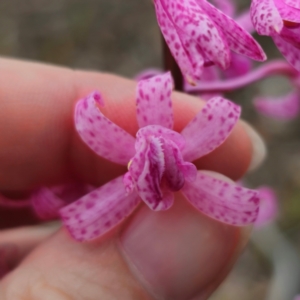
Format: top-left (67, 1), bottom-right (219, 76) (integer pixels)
top-left (0, 58), bottom-right (262, 299)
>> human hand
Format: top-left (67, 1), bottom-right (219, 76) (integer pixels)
top-left (0, 58), bottom-right (265, 299)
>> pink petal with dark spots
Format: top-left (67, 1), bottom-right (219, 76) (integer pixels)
top-left (170, 0), bottom-right (231, 70)
top-left (154, 0), bottom-right (202, 83)
top-left (181, 171), bottom-right (260, 226)
top-left (255, 186), bottom-right (278, 228)
top-left (129, 136), bottom-right (148, 183)
top-left (250, 0), bottom-right (283, 35)
top-left (60, 177), bottom-right (141, 241)
top-left (202, 0), bottom-right (266, 61)
top-left (164, 138), bottom-right (197, 186)
top-left (254, 91), bottom-right (300, 120)
top-left (136, 73), bottom-right (174, 129)
top-left (273, 35), bottom-right (300, 71)
top-left (136, 125), bottom-right (186, 151)
top-left (274, 0), bottom-right (300, 22)
top-left (280, 25), bottom-right (300, 48)
top-left (163, 139), bottom-right (186, 191)
top-left (284, 0), bottom-right (300, 8)
top-left (123, 172), bottom-right (135, 194)
top-left (75, 91), bottom-right (136, 165)
top-left (134, 136), bottom-right (174, 211)
top-left (181, 97), bottom-right (241, 162)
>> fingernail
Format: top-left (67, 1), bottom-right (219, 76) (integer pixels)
top-left (241, 121), bottom-right (267, 172)
top-left (119, 196), bottom-right (241, 300)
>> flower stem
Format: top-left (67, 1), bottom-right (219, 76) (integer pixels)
top-left (187, 60), bottom-right (298, 94)
top-left (162, 36), bottom-right (183, 91)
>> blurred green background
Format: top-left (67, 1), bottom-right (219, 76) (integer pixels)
top-left (1, 0), bottom-right (300, 299)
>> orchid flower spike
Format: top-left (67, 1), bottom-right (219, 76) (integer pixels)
top-left (60, 72), bottom-right (260, 241)
top-left (154, 0), bottom-right (266, 85)
top-left (255, 186), bottom-right (278, 228)
top-left (251, 0), bottom-right (300, 71)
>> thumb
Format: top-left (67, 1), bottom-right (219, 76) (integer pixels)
top-left (0, 176), bottom-right (249, 300)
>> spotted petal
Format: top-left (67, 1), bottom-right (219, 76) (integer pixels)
top-left (254, 91), bottom-right (300, 120)
top-left (181, 172), bottom-right (260, 226)
top-left (163, 139), bottom-right (197, 190)
top-left (273, 35), bottom-right (300, 71)
top-left (136, 73), bottom-right (174, 129)
top-left (169, 0), bottom-right (231, 70)
top-left (133, 136), bottom-right (174, 211)
top-left (154, 0), bottom-right (202, 83)
top-left (284, 0), bottom-right (300, 8)
top-left (60, 177), bottom-right (141, 241)
top-left (181, 97), bottom-right (240, 162)
top-left (75, 91), bottom-right (136, 165)
top-left (280, 25), bottom-right (300, 48)
top-left (274, 0), bottom-right (300, 23)
top-left (250, 0), bottom-right (283, 35)
top-left (202, 0), bottom-right (266, 61)
top-left (136, 125), bottom-right (185, 151)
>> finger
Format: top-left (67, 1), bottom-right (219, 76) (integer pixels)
top-left (0, 58), bottom-right (259, 191)
top-left (0, 222), bottom-right (60, 276)
top-left (0, 175), bottom-right (249, 300)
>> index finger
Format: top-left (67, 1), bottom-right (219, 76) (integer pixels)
top-left (0, 58), bottom-right (253, 192)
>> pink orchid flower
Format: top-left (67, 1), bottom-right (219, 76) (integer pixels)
top-left (181, 1), bottom-right (254, 97)
top-left (59, 72), bottom-right (259, 242)
top-left (255, 186), bottom-right (278, 228)
top-left (251, 0), bottom-right (300, 71)
top-left (154, 0), bottom-right (266, 84)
